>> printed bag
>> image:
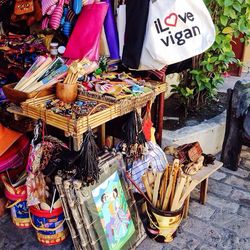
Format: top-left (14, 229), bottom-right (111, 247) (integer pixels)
top-left (14, 0), bottom-right (34, 15)
top-left (64, 2), bottom-right (108, 61)
top-left (143, 0), bottom-right (215, 66)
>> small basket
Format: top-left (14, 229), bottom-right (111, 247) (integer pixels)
top-left (2, 83), bottom-right (54, 104)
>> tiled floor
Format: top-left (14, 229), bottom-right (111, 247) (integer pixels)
top-left (218, 72), bottom-right (250, 93)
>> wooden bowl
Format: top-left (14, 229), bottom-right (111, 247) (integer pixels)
top-left (56, 82), bottom-right (78, 103)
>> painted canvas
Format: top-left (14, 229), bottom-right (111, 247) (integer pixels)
top-left (92, 171), bottom-right (135, 250)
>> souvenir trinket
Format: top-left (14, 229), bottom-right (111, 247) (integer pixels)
top-left (45, 98), bottom-right (107, 118)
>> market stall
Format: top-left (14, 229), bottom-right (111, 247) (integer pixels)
top-left (6, 80), bottom-right (166, 150)
top-left (0, 0), bottom-right (221, 249)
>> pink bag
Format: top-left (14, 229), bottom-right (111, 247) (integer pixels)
top-left (49, 0), bottom-right (64, 30)
top-left (64, 2), bottom-right (108, 61)
top-left (42, 0), bottom-right (58, 15)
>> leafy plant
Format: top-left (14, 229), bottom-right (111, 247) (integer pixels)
top-left (171, 0), bottom-right (250, 113)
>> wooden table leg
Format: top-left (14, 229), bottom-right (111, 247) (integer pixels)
top-left (73, 134), bottom-right (83, 151)
top-left (97, 123), bottom-right (106, 147)
top-left (183, 194), bottom-right (190, 219)
top-left (200, 178), bottom-right (208, 205)
top-left (155, 92), bottom-right (165, 146)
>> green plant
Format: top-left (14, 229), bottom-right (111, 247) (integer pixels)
top-left (171, 0), bottom-right (250, 112)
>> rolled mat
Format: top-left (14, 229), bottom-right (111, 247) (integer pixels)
top-left (104, 0), bottom-right (120, 60)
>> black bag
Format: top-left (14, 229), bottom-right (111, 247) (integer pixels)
top-left (122, 0), bottom-right (150, 69)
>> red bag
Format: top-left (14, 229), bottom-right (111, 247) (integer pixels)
top-left (64, 2), bottom-right (108, 61)
top-left (0, 135), bottom-right (30, 172)
top-left (142, 102), bottom-right (153, 141)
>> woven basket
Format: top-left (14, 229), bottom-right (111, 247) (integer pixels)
top-left (21, 94), bottom-right (118, 135)
top-left (20, 82), bottom-right (167, 136)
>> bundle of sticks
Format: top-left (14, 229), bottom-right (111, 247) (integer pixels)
top-left (141, 160), bottom-right (193, 212)
top-left (55, 152), bottom-right (121, 250)
top-left (63, 59), bottom-right (98, 85)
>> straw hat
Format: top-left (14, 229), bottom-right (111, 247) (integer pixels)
top-left (0, 123), bottom-right (22, 157)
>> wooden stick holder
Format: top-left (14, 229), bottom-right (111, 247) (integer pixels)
top-left (56, 82), bottom-right (78, 103)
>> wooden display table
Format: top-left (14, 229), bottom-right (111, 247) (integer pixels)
top-left (7, 82), bottom-right (167, 150)
top-left (183, 160), bottom-right (223, 218)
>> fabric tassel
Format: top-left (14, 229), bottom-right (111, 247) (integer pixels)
top-left (66, 8), bottom-right (76, 22)
top-left (78, 129), bottom-right (99, 183)
top-left (122, 110), bottom-right (147, 161)
top-left (62, 8), bottom-right (75, 36)
top-left (60, 7), bottom-right (68, 26)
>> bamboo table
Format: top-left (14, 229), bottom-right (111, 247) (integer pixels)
top-left (7, 82), bottom-right (167, 151)
top-left (183, 160), bottom-right (223, 218)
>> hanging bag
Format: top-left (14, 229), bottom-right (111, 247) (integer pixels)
top-left (64, 2), bottom-right (108, 61)
top-left (117, 2), bottom-right (126, 58)
top-left (143, 0), bottom-right (215, 66)
top-left (142, 102), bottom-right (153, 142)
top-left (14, 0), bottom-right (34, 15)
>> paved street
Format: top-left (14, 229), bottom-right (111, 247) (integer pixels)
top-left (138, 146), bottom-right (250, 250)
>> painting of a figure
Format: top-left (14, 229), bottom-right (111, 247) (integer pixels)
top-left (92, 171), bottom-right (135, 250)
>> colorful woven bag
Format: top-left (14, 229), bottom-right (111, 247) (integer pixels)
top-left (49, 0), bottom-right (64, 30)
top-left (64, 2), bottom-right (108, 60)
top-left (0, 135), bottom-right (30, 173)
top-left (41, 0), bottom-right (58, 15)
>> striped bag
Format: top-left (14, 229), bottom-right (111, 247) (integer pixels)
top-left (49, 0), bottom-right (64, 30)
top-left (41, 0), bottom-right (58, 15)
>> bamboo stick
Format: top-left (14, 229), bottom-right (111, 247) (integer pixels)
top-left (181, 175), bottom-right (192, 198)
top-left (142, 174), bottom-right (153, 201)
top-left (159, 165), bottom-right (169, 208)
top-left (162, 171), bottom-right (174, 211)
top-left (177, 181), bottom-right (198, 209)
top-left (152, 172), bottom-right (163, 208)
top-left (63, 180), bottom-right (89, 249)
top-left (171, 173), bottom-right (187, 211)
top-left (54, 176), bottom-right (82, 250)
top-left (146, 170), bottom-right (156, 190)
top-left (169, 160), bottom-right (180, 209)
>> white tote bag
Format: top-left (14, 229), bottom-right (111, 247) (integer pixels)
top-left (117, 4), bottom-right (126, 58)
top-left (143, 0), bottom-right (215, 66)
top-left (139, 46), bottom-right (167, 70)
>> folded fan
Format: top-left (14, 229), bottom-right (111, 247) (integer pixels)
top-left (15, 57), bottom-right (68, 93)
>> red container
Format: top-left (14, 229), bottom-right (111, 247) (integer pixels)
top-left (29, 205), bottom-right (68, 246)
top-left (5, 187), bottom-right (31, 228)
